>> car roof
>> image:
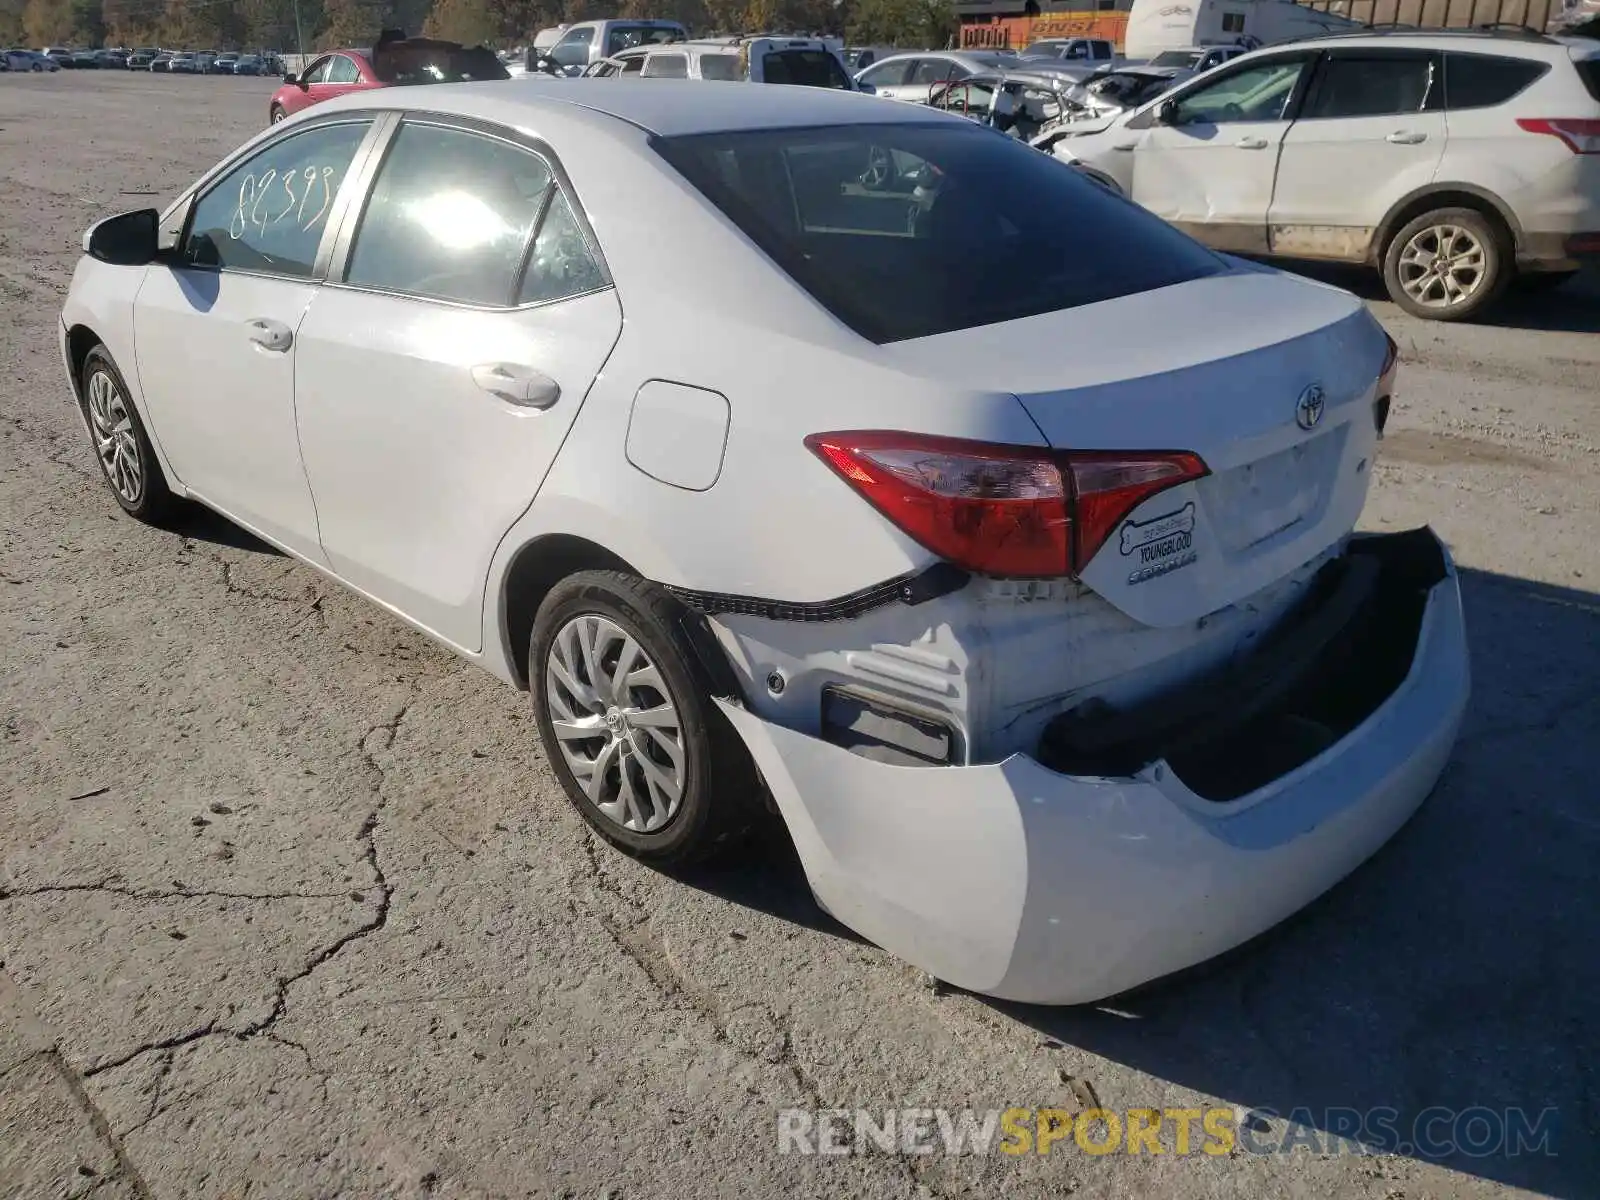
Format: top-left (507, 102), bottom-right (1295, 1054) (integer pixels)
top-left (1266, 29), bottom-right (1586, 62)
top-left (312, 77), bottom-right (950, 136)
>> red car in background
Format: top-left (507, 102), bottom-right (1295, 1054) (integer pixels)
top-left (268, 32), bottom-right (509, 124)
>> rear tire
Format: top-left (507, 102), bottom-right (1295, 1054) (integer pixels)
top-left (79, 346), bottom-right (175, 524)
top-left (529, 570), bottom-right (758, 866)
top-left (1381, 207), bottom-right (1509, 321)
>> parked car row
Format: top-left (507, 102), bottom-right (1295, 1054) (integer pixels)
top-left (1, 49), bottom-right (61, 71)
top-left (9, 46), bottom-right (282, 73)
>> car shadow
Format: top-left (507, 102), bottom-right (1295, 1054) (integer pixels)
top-left (684, 565), bottom-right (1599, 1197)
top-left (168, 501), bottom-right (282, 555)
top-left (1274, 259), bottom-right (1600, 334)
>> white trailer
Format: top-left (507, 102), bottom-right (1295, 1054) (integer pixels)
top-left (1123, 0), bottom-right (1361, 59)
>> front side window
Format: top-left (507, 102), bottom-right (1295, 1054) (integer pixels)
top-left (641, 53), bottom-right (688, 78)
top-left (344, 123), bottom-right (555, 306)
top-left (1170, 57), bottom-right (1307, 124)
top-left (185, 120), bottom-right (371, 277)
top-left (699, 53), bottom-right (741, 81)
top-left (654, 123), bottom-right (1224, 343)
top-left (326, 54), bottom-right (361, 84)
top-left (300, 55), bottom-right (332, 83)
top-left (1301, 53), bottom-right (1440, 119)
top-left (763, 50), bottom-right (851, 89)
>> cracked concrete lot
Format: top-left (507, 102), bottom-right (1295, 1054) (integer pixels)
top-left (2, 73), bottom-right (1598, 1200)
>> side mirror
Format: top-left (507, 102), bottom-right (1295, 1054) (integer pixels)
top-left (83, 209), bottom-right (160, 266)
top-left (282, 70), bottom-right (297, 83)
top-left (1156, 98), bottom-right (1179, 125)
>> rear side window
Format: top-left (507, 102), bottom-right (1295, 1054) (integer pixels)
top-left (1301, 53), bottom-right (1440, 119)
top-left (763, 49), bottom-right (851, 89)
top-left (345, 123), bottom-right (553, 306)
top-left (1578, 57), bottom-right (1600, 102)
top-left (642, 53), bottom-right (688, 78)
top-left (700, 53), bottom-right (741, 80)
top-left (1445, 53), bottom-right (1549, 109)
top-left (861, 59), bottom-right (914, 87)
top-left (653, 123), bottom-right (1224, 343)
top-left (326, 54), bottom-right (360, 84)
top-left (913, 58), bottom-right (969, 85)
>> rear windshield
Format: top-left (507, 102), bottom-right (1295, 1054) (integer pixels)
top-left (700, 53), bottom-right (741, 80)
top-left (653, 123), bottom-right (1225, 343)
top-left (1577, 56), bottom-right (1600, 103)
top-left (763, 49), bottom-right (852, 89)
top-left (373, 42), bottom-right (509, 84)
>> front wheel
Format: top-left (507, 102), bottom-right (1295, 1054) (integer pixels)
top-left (269, 104), bottom-right (287, 124)
top-left (530, 570), bottom-right (758, 866)
top-left (1382, 207), bottom-right (1509, 321)
top-left (79, 346), bottom-right (175, 523)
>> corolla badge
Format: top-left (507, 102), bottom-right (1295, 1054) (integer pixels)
top-left (1295, 383), bottom-right (1326, 431)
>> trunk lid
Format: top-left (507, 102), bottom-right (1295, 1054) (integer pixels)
top-left (878, 268), bottom-right (1387, 628)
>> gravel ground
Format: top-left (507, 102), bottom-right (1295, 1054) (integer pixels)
top-left (1, 72), bottom-right (1597, 1200)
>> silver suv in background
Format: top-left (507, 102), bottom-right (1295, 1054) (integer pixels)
top-left (1053, 29), bottom-right (1600, 319)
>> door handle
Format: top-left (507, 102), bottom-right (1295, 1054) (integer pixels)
top-left (1386, 130), bottom-right (1427, 144)
top-left (245, 317), bottom-right (293, 352)
top-left (1235, 136), bottom-right (1269, 150)
top-left (471, 363), bottom-right (561, 409)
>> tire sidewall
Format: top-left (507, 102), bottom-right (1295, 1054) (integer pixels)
top-left (530, 574), bottom-right (722, 862)
top-left (1383, 207), bottom-right (1508, 321)
top-left (80, 347), bottom-right (168, 520)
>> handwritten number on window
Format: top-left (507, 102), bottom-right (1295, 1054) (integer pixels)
top-left (229, 164), bottom-right (339, 241)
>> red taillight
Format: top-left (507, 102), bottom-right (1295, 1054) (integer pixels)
top-left (805, 431), bottom-right (1208, 578)
top-left (1515, 117), bottom-right (1600, 154)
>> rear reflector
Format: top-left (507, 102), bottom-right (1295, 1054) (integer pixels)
top-left (1378, 330), bottom-right (1399, 395)
top-left (1566, 233), bottom-right (1600, 255)
top-left (1515, 117), bottom-right (1600, 154)
top-left (806, 430), bottom-right (1208, 578)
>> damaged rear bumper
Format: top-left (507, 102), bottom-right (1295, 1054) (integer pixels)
top-left (716, 528), bottom-right (1469, 1006)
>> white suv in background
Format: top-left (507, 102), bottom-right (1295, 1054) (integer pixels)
top-left (590, 37), bottom-right (855, 87)
top-left (1053, 29), bottom-right (1600, 319)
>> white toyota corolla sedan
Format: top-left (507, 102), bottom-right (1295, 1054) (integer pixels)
top-left (60, 81), bottom-right (1469, 1005)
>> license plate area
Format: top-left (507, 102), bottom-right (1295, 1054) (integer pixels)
top-left (1205, 429), bottom-right (1345, 555)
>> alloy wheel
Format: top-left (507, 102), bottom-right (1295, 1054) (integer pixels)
top-left (85, 369), bottom-right (143, 505)
top-left (1396, 223), bottom-right (1487, 310)
top-left (544, 613), bottom-right (686, 834)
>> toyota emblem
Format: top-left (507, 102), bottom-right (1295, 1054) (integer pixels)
top-left (1295, 384), bottom-right (1326, 431)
